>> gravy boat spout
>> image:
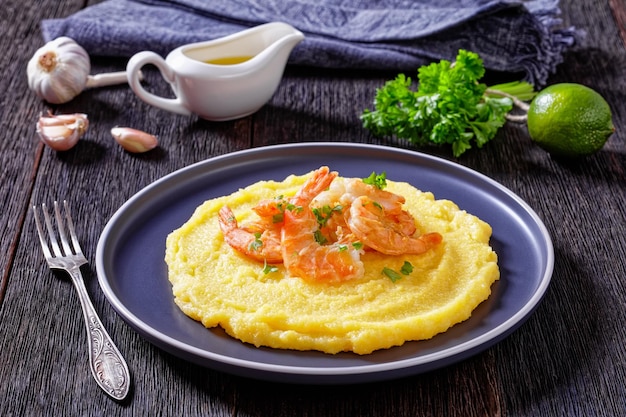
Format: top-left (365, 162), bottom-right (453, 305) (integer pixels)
top-left (126, 22), bottom-right (305, 121)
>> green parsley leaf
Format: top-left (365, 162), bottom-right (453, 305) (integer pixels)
top-left (248, 232), bottom-right (263, 251)
top-left (352, 242), bottom-right (364, 250)
top-left (382, 267), bottom-right (403, 283)
top-left (289, 204), bottom-right (303, 214)
top-left (400, 261), bottom-right (414, 275)
top-left (262, 260), bottom-right (279, 274)
top-left (383, 262), bottom-right (414, 283)
top-left (363, 171), bottom-right (387, 190)
top-left (313, 229), bottom-right (328, 245)
top-left (312, 204), bottom-right (342, 227)
top-left (265, 196), bottom-right (299, 223)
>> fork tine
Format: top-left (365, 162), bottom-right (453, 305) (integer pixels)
top-left (41, 203), bottom-right (63, 257)
top-left (61, 200), bottom-right (84, 256)
top-left (54, 201), bottom-right (73, 256)
top-left (33, 205), bottom-right (53, 260)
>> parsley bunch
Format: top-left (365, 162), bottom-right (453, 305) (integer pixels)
top-left (361, 50), bottom-right (535, 157)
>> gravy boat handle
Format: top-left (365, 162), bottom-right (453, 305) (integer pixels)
top-left (126, 51), bottom-right (192, 116)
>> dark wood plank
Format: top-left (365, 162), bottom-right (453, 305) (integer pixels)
top-left (493, 1), bottom-right (626, 415)
top-left (0, 0), bottom-right (86, 305)
top-left (609, 0), bottom-right (626, 48)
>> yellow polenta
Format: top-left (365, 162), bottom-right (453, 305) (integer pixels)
top-left (165, 171), bottom-right (499, 355)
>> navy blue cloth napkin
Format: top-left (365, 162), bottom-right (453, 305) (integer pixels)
top-left (41, 0), bottom-right (578, 85)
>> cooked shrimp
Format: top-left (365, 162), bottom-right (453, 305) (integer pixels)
top-left (311, 176), bottom-right (417, 237)
top-left (313, 177), bottom-right (404, 207)
top-left (281, 166), bottom-right (365, 282)
top-left (218, 205), bottom-right (283, 263)
top-left (250, 196), bottom-right (297, 230)
top-left (347, 196), bottom-right (442, 256)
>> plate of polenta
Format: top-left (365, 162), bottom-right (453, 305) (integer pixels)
top-left (96, 143), bottom-right (553, 384)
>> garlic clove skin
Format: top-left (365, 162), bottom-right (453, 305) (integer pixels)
top-left (111, 127), bottom-right (158, 153)
top-left (37, 113), bottom-right (89, 151)
top-left (27, 37), bottom-right (90, 104)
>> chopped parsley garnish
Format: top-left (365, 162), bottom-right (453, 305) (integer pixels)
top-left (262, 260), bottom-right (279, 274)
top-left (312, 204), bottom-right (343, 227)
top-left (400, 261), bottom-right (414, 275)
top-left (267, 197), bottom-right (300, 223)
top-left (289, 204), bottom-right (303, 214)
top-left (383, 261), bottom-right (414, 282)
top-left (363, 171), bottom-right (387, 190)
top-left (313, 229), bottom-right (328, 245)
top-left (249, 232), bottom-right (263, 251)
top-left (382, 267), bottom-right (403, 283)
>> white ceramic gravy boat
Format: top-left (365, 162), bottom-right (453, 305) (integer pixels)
top-left (126, 22), bottom-right (304, 121)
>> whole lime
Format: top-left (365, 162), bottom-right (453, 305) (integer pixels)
top-left (527, 83), bottom-right (614, 158)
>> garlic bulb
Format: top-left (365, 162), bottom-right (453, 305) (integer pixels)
top-left (28, 37), bottom-right (90, 104)
top-left (27, 37), bottom-right (134, 104)
top-left (37, 113), bottom-right (89, 151)
top-left (111, 127), bottom-right (158, 153)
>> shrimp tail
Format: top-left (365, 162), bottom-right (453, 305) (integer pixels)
top-left (420, 232), bottom-right (443, 247)
top-left (218, 205), bottom-right (283, 264)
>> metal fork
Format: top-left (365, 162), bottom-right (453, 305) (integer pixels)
top-left (33, 201), bottom-right (131, 401)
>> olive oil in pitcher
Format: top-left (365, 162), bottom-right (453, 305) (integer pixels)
top-left (204, 56), bottom-right (253, 65)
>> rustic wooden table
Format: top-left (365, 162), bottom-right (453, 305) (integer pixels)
top-left (1, 0), bottom-right (625, 415)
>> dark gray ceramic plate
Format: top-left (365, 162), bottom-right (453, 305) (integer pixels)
top-left (96, 143), bottom-right (553, 384)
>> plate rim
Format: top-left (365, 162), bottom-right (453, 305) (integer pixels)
top-left (96, 142), bottom-right (554, 381)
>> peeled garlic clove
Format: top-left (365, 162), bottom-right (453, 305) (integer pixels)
top-left (111, 127), bottom-right (158, 153)
top-left (36, 113), bottom-right (89, 151)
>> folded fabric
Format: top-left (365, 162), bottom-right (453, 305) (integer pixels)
top-left (41, 0), bottom-right (579, 85)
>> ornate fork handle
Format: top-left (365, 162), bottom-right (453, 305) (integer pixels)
top-left (66, 264), bottom-right (131, 401)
